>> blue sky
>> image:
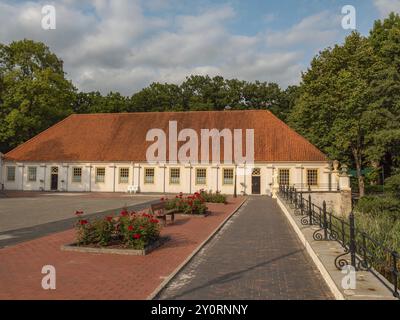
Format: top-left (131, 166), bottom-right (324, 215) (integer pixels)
top-left (0, 0), bottom-right (399, 95)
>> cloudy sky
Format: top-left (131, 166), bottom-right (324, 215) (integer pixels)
top-left (0, 0), bottom-right (399, 95)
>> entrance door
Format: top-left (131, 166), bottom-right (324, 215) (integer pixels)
top-left (252, 176), bottom-right (261, 194)
top-left (51, 167), bottom-right (58, 190)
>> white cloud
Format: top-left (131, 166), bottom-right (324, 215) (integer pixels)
top-left (266, 11), bottom-right (340, 48)
top-left (0, 0), bottom-right (341, 95)
top-left (373, 0), bottom-right (400, 17)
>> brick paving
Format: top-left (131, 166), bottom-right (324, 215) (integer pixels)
top-left (0, 196), bottom-right (245, 300)
top-left (157, 196), bottom-right (333, 300)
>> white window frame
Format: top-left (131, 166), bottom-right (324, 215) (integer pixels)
top-left (119, 167), bottom-right (129, 184)
top-left (95, 167), bottom-right (106, 183)
top-left (7, 166), bottom-right (16, 182)
top-left (72, 167), bottom-right (82, 183)
top-left (222, 168), bottom-right (234, 185)
top-left (169, 168), bottom-right (180, 185)
top-left (28, 166), bottom-right (37, 182)
top-left (195, 168), bottom-right (207, 185)
top-left (144, 168), bottom-right (155, 184)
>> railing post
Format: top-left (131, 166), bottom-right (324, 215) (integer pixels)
top-left (300, 191), bottom-right (303, 215)
top-left (392, 252), bottom-right (399, 298)
top-left (308, 193), bottom-right (312, 225)
top-left (323, 201), bottom-right (328, 240)
top-left (349, 212), bottom-right (357, 269)
top-left (294, 188), bottom-right (297, 208)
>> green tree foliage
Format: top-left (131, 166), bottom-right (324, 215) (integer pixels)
top-left (289, 14), bottom-right (400, 197)
top-left (0, 39), bottom-right (75, 153)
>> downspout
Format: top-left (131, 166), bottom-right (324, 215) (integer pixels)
top-left (138, 165), bottom-right (141, 192)
top-left (216, 165), bottom-right (219, 193)
top-left (189, 163), bottom-right (192, 194)
top-left (21, 165), bottom-right (24, 191)
top-left (163, 164), bottom-right (166, 194)
top-left (113, 164), bottom-right (116, 192)
top-left (89, 164), bottom-right (92, 192)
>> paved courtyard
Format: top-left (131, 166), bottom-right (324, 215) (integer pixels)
top-left (0, 197), bottom-right (245, 299)
top-left (0, 192), bottom-right (160, 247)
top-left (157, 197), bottom-right (333, 300)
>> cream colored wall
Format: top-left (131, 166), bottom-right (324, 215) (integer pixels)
top-left (2, 161), bottom-right (330, 195)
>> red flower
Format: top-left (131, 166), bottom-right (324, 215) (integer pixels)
top-left (75, 210), bottom-right (84, 215)
top-left (150, 218), bottom-right (159, 224)
top-left (128, 225), bottom-right (133, 231)
top-left (79, 219), bottom-right (88, 225)
top-left (105, 216), bottom-right (113, 222)
top-left (160, 197), bottom-right (165, 201)
top-left (133, 233), bottom-right (141, 239)
top-left (120, 210), bottom-right (128, 217)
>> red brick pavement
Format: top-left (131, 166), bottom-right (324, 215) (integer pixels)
top-left (0, 196), bottom-right (245, 300)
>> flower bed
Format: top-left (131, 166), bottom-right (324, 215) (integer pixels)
top-left (199, 190), bottom-right (227, 204)
top-left (63, 209), bottom-right (165, 255)
top-left (164, 192), bottom-right (208, 215)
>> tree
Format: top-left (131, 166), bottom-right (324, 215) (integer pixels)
top-left (289, 30), bottom-right (400, 197)
top-left (0, 39), bottom-right (75, 153)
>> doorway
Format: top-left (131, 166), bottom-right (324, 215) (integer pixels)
top-left (51, 167), bottom-right (58, 191)
top-left (251, 168), bottom-right (261, 195)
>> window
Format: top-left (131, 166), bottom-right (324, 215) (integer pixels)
top-left (307, 169), bottom-right (318, 186)
top-left (196, 168), bottom-right (207, 185)
top-left (278, 169), bottom-right (290, 186)
top-left (223, 168), bottom-right (234, 185)
top-left (72, 167), bottom-right (82, 183)
top-left (7, 166), bottom-right (16, 182)
top-left (119, 168), bottom-right (129, 184)
top-left (28, 167), bottom-right (37, 182)
top-left (144, 168), bottom-right (155, 184)
top-left (252, 168), bottom-right (261, 176)
top-left (169, 168), bottom-right (180, 184)
top-left (95, 167), bottom-right (106, 183)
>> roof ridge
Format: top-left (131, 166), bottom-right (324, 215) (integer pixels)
top-left (73, 109), bottom-right (270, 116)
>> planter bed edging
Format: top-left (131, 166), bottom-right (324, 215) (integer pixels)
top-left (60, 236), bottom-right (170, 256)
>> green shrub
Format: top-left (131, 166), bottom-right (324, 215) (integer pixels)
top-left (199, 190), bottom-right (227, 203)
top-left (74, 210), bottom-right (161, 249)
top-left (164, 192), bottom-right (208, 215)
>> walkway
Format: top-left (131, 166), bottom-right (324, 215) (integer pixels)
top-left (0, 193), bottom-right (159, 248)
top-left (157, 196), bottom-right (333, 300)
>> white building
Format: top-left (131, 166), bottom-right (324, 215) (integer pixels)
top-left (0, 110), bottom-right (336, 196)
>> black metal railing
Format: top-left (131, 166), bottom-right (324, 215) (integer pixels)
top-left (291, 183), bottom-right (340, 192)
top-left (279, 185), bottom-right (399, 298)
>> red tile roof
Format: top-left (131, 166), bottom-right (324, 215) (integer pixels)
top-left (4, 110), bottom-right (327, 162)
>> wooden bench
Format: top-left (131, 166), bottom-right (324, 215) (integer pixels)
top-left (149, 202), bottom-right (175, 226)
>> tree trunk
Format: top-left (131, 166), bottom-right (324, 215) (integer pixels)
top-left (353, 148), bottom-right (365, 197)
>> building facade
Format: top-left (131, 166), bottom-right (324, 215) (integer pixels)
top-left (0, 110), bottom-right (338, 196)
